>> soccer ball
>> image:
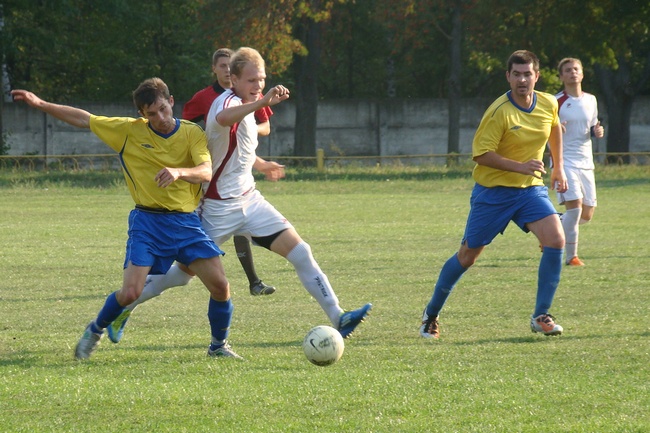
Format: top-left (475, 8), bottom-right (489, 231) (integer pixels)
top-left (302, 325), bottom-right (345, 366)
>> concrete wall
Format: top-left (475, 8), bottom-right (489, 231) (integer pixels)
top-left (4, 97), bottom-right (650, 158)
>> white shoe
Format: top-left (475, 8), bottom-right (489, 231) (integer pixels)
top-left (74, 323), bottom-right (103, 359)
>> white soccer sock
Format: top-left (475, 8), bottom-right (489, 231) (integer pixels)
top-left (285, 242), bottom-right (343, 325)
top-left (126, 263), bottom-right (194, 311)
top-left (562, 208), bottom-right (581, 261)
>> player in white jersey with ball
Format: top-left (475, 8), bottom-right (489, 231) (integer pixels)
top-left (555, 57), bottom-right (604, 266)
top-left (108, 47), bottom-right (371, 347)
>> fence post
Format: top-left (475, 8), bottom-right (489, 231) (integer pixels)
top-left (316, 148), bottom-right (325, 172)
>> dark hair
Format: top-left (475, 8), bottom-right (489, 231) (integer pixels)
top-left (507, 50), bottom-right (540, 73)
top-left (212, 48), bottom-right (234, 66)
top-left (132, 77), bottom-right (170, 112)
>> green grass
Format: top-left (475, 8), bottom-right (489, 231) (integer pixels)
top-left (0, 166), bottom-right (648, 432)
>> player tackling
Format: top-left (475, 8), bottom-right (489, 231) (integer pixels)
top-left (107, 47), bottom-right (372, 344)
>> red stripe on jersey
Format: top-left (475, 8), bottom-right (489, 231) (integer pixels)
top-left (204, 92), bottom-right (241, 200)
top-left (204, 122), bottom-right (239, 199)
top-left (556, 91), bottom-right (570, 110)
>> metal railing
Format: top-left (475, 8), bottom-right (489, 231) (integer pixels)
top-left (1, 151), bottom-right (649, 172)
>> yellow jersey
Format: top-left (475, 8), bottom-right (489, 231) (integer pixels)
top-left (472, 91), bottom-right (559, 188)
top-left (89, 115), bottom-right (211, 212)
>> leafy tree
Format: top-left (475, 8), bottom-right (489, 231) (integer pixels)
top-left (4, 0), bottom-right (212, 102)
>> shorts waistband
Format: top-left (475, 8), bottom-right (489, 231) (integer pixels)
top-left (135, 205), bottom-right (184, 214)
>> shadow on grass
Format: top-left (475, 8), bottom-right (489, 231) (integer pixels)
top-left (446, 330), bottom-right (650, 347)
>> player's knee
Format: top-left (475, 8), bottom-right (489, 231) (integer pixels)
top-left (205, 277), bottom-right (230, 300)
top-left (116, 286), bottom-right (142, 306)
top-left (579, 214), bottom-right (593, 224)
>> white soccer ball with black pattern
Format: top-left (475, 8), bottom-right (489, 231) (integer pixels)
top-left (302, 325), bottom-right (345, 366)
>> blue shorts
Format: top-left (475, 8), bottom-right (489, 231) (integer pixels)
top-left (124, 208), bottom-right (224, 275)
top-left (462, 184), bottom-right (558, 249)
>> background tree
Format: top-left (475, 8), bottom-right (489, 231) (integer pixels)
top-left (4, 0), bottom-right (212, 102)
top-left (3, 0), bottom-right (650, 160)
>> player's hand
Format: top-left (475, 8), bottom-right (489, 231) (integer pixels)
top-left (264, 85), bottom-right (290, 106)
top-left (521, 159), bottom-right (546, 179)
top-left (560, 121), bottom-right (567, 134)
top-left (11, 89), bottom-right (44, 107)
top-left (155, 167), bottom-right (181, 188)
top-left (593, 121), bottom-right (604, 138)
top-left (259, 161), bottom-right (285, 182)
top-left (551, 168), bottom-right (568, 192)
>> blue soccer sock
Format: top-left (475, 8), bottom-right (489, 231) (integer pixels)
top-left (425, 253), bottom-right (468, 317)
top-left (208, 297), bottom-right (233, 349)
top-left (92, 292), bottom-right (124, 333)
top-left (534, 246), bottom-right (563, 317)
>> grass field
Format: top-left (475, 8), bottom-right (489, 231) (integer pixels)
top-left (0, 166), bottom-right (648, 432)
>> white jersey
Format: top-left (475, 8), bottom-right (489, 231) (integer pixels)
top-left (556, 90), bottom-right (599, 170)
top-left (204, 89), bottom-right (258, 199)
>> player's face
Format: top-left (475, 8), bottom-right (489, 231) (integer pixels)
top-left (213, 56), bottom-right (232, 89)
top-left (506, 63), bottom-right (539, 97)
top-left (559, 61), bottom-right (583, 85)
top-left (140, 96), bottom-right (175, 134)
top-left (231, 62), bottom-right (266, 104)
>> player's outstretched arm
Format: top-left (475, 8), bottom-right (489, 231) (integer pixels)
top-left (11, 90), bottom-right (92, 129)
top-left (217, 85), bottom-right (289, 127)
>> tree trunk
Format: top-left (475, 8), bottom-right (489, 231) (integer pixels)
top-left (293, 18), bottom-right (322, 158)
top-left (447, 0), bottom-right (462, 165)
top-left (594, 60), bottom-right (635, 163)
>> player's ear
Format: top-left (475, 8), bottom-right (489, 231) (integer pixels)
top-left (169, 95), bottom-right (175, 107)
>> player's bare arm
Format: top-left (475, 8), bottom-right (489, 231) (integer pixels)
top-left (474, 151), bottom-right (547, 179)
top-left (155, 161), bottom-right (212, 188)
top-left (257, 121), bottom-right (271, 136)
top-left (547, 123), bottom-right (568, 192)
top-left (11, 89), bottom-right (92, 129)
top-left (217, 86), bottom-right (289, 127)
top-left (253, 156), bottom-right (285, 182)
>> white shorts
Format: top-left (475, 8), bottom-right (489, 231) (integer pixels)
top-left (557, 167), bottom-right (597, 207)
top-left (198, 189), bottom-right (293, 247)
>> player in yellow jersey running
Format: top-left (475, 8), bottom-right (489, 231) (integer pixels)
top-left (12, 78), bottom-right (242, 360)
top-left (419, 50), bottom-right (569, 339)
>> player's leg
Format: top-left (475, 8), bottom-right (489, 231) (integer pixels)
top-left (420, 243), bottom-right (483, 339)
top-left (558, 167), bottom-right (585, 265)
top-left (421, 184), bottom-right (506, 339)
top-left (106, 263), bottom-right (195, 343)
top-left (579, 169), bottom-right (597, 225)
top-left (268, 228), bottom-right (342, 322)
top-left (75, 263), bottom-right (150, 359)
top-left (233, 234), bottom-right (276, 296)
top-left (189, 256), bottom-right (242, 359)
top-left (245, 191), bottom-right (371, 337)
top-left (527, 211), bottom-right (565, 335)
top-left (562, 199), bottom-right (583, 265)
top-left (257, 228), bottom-right (370, 338)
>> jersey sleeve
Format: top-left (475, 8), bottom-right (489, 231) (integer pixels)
top-left (182, 93), bottom-right (207, 123)
top-left (472, 106), bottom-right (506, 158)
top-left (254, 106), bottom-right (273, 124)
top-left (89, 115), bottom-right (133, 153)
top-left (589, 94), bottom-right (599, 128)
top-left (186, 123), bottom-right (212, 166)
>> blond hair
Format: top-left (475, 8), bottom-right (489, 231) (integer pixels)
top-left (230, 47), bottom-right (265, 77)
